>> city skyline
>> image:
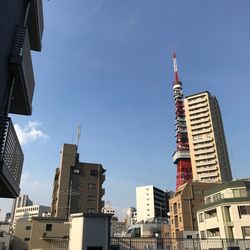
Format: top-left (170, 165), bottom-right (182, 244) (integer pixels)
top-left (1, 0), bottom-right (250, 220)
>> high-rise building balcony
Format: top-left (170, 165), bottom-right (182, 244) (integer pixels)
top-left (26, 0), bottom-right (44, 52)
top-left (196, 160), bottom-right (217, 167)
top-left (190, 112), bottom-right (209, 120)
top-left (100, 174), bottom-right (105, 183)
top-left (190, 117), bottom-right (210, 125)
top-left (188, 102), bottom-right (208, 111)
top-left (196, 166), bottom-right (218, 173)
top-left (187, 97), bottom-right (207, 105)
top-left (191, 123), bottom-right (211, 130)
top-left (195, 154), bottom-right (216, 161)
top-left (189, 107), bottom-right (209, 115)
top-left (194, 148), bottom-right (215, 156)
top-left (0, 117), bottom-right (24, 198)
top-left (198, 171), bottom-right (219, 179)
top-left (194, 142), bottom-right (214, 150)
top-left (9, 25), bottom-right (35, 116)
top-left (100, 188), bottom-right (105, 196)
top-left (192, 128), bottom-right (212, 136)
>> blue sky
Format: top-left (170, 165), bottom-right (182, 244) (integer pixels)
top-left (1, 0), bottom-right (250, 220)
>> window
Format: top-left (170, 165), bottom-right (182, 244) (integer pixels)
top-left (205, 209), bottom-right (217, 219)
top-left (187, 235), bottom-right (192, 239)
top-left (198, 213), bottom-right (204, 222)
top-left (242, 227), bottom-right (250, 237)
top-left (24, 238), bottom-right (30, 241)
top-left (46, 224), bottom-right (52, 231)
top-left (88, 196), bottom-right (96, 201)
top-left (72, 168), bottom-right (81, 174)
top-left (233, 188), bottom-right (247, 198)
top-left (200, 231), bottom-right (206, 239)
top-left (90, 169), bottom-right (98, 176)
top-left (238, 206), bottom-right (250, 218)
top-left (173, 203), bottom-right (177, 214)
top-left (88, 183), bottom-right (96, 189)
top-left (87, 208), bottom-right (95, 213)
top-left (25, 226), bottom-right (31, 230)
top-left (207, 228), bottom-right (220, 237)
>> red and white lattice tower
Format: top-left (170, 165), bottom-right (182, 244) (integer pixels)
top-left (172, 52), bottom-right (192, 190)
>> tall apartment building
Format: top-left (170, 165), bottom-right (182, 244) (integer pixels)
top-left (51, 144), bottom-right (105, 218)
top-left (136, 185), bottom-right (167, 223)
top-left (184, 91), bottom-right (232, 182)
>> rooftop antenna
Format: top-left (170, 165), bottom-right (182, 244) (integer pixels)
top-left (76, 125), bottom-right (81, 149)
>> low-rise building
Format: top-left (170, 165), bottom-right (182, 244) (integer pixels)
top-left (125, 207), bottom-right (137, 228)
top-left (197, 178), bottom-right (250, 239)
top-left (12, 217), bottom-right (69, 250)
top-left (69, 213), bottom-right (112, 249)
top-left (169, 181), bottom-right (220, 239)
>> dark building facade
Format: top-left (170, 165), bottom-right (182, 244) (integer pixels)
top-left (0, 0), bottom-right (43, 198)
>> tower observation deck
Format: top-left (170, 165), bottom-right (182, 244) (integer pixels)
top-left (171, 52), bottom-right (192, 189)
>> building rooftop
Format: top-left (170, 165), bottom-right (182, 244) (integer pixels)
top-left (204, 178), bottom-right (250, 196)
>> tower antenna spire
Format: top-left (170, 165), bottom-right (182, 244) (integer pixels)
top-left (173, 51), bottom-right (179, 83)
top-left (171, 52), bottom-right (192, 190)
top-left (76, 125), bottom-right (81, 149)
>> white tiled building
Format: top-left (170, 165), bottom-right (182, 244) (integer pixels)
top-left (197, 179), bottom-right (250, 239)
top-left (136, 185), bottom-right (167, 223)
top-left (13, 205), bottom-right (50, 230)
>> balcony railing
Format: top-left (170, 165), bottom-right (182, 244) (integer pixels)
top-left (9, 25), bottom-right (35, 116)
top-left (0, 117), bottom-right (23, 198)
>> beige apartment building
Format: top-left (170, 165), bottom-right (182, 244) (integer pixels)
top-left (51, 143), bottom-right (105, 218)
top-left (184, 91), bottom-right (232, 182)
top-left (169, 181), bottom-right (220, 239)
top-left (197, 179), bottom-right (250, 240)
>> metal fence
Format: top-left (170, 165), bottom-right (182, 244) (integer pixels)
top-left (111, 237), bottom-right (250, 250)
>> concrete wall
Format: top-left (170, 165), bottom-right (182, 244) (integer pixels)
top-left (12, 221), bottom-right (32, 250)
top-left (29, 218), bottom-right (69, 249)
top-left (0, 223), bottom-right (11, 250)
top-left (69, 214), bottom-right (111, 250)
